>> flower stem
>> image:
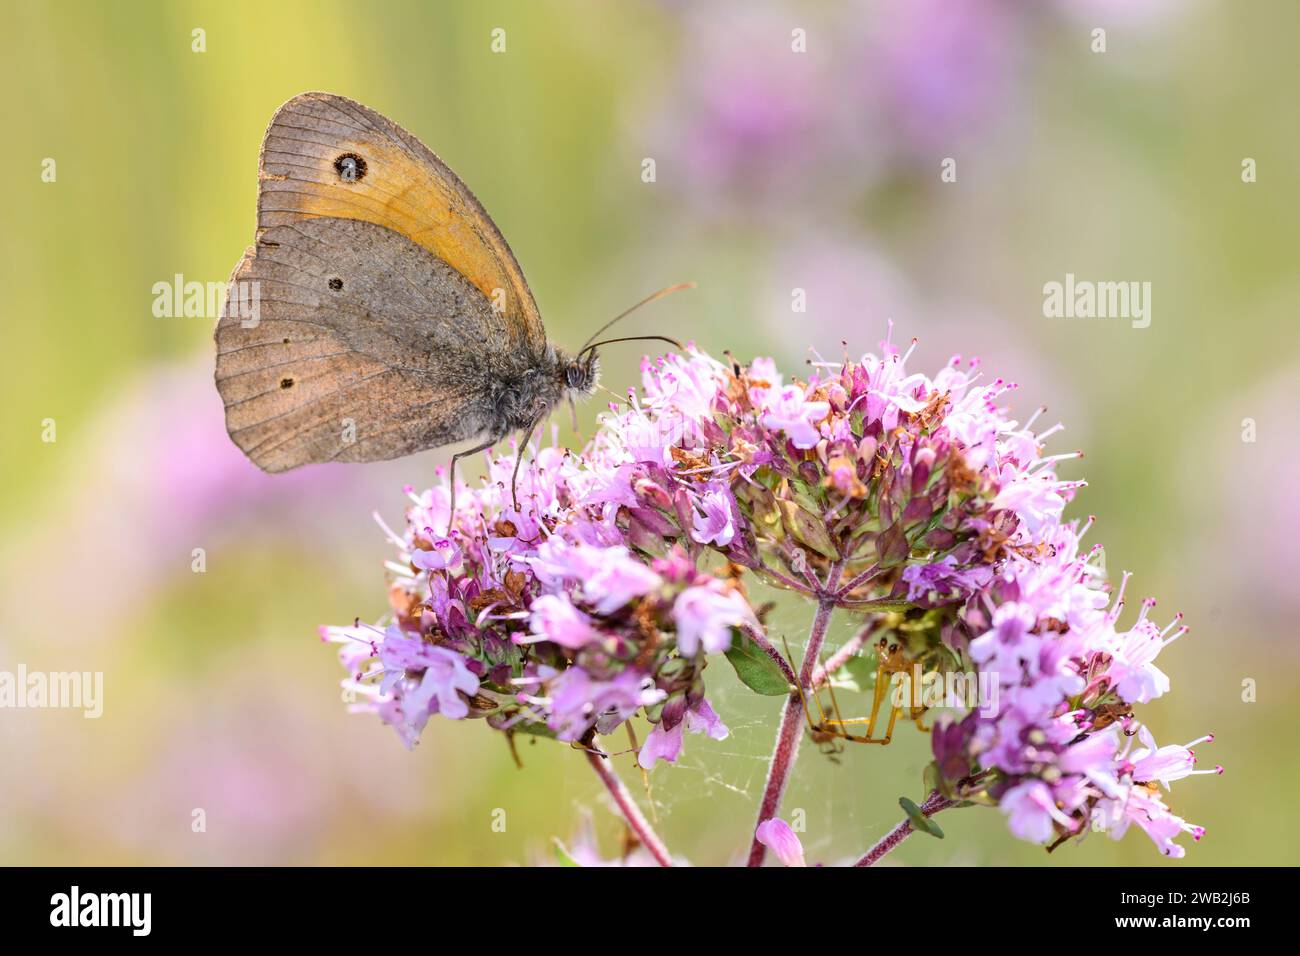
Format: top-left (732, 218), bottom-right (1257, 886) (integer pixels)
top-left (834, 562), bottom-right (885, 599)
top-left (852, 790), bottom-right (954, 867)
top-left (810, 619), bottom-right (878, 691)
top-left (585, 748), bottom-right (674, 867)
top-left (747, 563), bottom-right (843, 867)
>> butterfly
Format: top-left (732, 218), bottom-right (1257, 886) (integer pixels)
top-left (214, 91), bottom-right (682, 515)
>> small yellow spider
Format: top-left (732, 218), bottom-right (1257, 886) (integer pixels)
top-left (795, 636), bottom-right (931, 750)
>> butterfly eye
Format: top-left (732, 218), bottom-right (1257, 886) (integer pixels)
top-left (333, 153), bottom-right (368, 183)
top-left (565, 364), bottom-right (583, 389)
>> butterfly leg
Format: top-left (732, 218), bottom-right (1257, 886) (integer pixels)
top-left (509, 420), bottom-right (541, 513)
top-left (447, 434), bottom-right (502, 535)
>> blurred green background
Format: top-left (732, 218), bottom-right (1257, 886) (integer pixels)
top-left (2, 0), bottom-right (1297, 865)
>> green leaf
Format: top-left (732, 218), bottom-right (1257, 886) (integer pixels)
top-left (552, 838), bottom-right (582, 867)
top-left (899, 796), bottom-right (944, 839)
top-left (777, 500), bottom-right (840, 560)
top-left (849, 597), bottom-right (915, 613)
top-left (510, 720), bottom-right (558, 740)
top-left (724, 630), bottom-right (794, 696)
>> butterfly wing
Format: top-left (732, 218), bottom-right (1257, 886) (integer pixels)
top-left (215, 216), bottom-right (514, 472)
top-left (216, 91), bottom-right (552, 472)
top-left (256, 90), bottom-right (546, 353)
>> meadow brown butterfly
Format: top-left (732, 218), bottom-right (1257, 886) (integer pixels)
top-left (214, 92), bottom-right (681, 508)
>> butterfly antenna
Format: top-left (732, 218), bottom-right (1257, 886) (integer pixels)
top-left (578, 282), bottom-right (696, 355)
top-left (582, 334), bottom-right (684, 355)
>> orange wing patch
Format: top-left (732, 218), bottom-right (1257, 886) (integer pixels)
top-left (256, 91), bottom-right (546, 353)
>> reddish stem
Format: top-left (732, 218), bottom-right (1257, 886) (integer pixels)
top-left (834, 562), bottom-right (886, 599)
top-left (586, 749), bottom-right (674, 867)
top-left (852, 790), bottom-right (954, 867)
top-left (747, 564), bottom-right (843, 867)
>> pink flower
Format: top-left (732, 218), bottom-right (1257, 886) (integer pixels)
top-left (375, 626), bottom-right (480, 744)
top-left (673, 586), bottom-right (752, 655)
top-left (1127, 727), bottom-right (1219, 790)
top-left (640, 350), bottom-right (727, 423)
top-left (527, 538), bottom-right (612, 588)
top-left (523, 594), bottom-right (603, 649)
top-left (638, 698), bottom-right (730, 770)
top-left (1000, 780), bottom-right (1079, 844)
top-left (755, 818), bottom-right (806, 867)
top-left (581, 548), bottom-right (663, 615)
top-left (320, 624), bottom-right (379, 677)
top-left (990, 470), bottom-right (1069, 534)
top-left (409, 537), bottom-right (462, 572)
top-left (968, 602), bottom-right (1039, 676)
top-left (319, 341), bottom-right (1214, 860)
top-left (1098, 786), bottom-right (1205, 859)
top-left (546, 669), bottom-right (665, 743)
top-left (757, 384), bottom-right (830, 449)
top-left (690, 487), bottom-right (736, 546)
top-left (1107, 614), bottom-right (1179, 704)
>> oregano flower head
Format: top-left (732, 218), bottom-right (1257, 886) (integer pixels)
top-left (322, 334), bottom-right (1216, 862)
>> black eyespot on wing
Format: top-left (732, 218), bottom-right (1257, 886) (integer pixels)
top-left (328, 277), bottom-right (344, 291)
top-left (280, 377), bottom-right (294, 389)
top-left (333, 153), bottom-right (368, 182)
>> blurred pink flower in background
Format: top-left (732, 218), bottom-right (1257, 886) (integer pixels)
top-left (644, 4), bottom-right (876, 216)
top-left (104, 683), bottom-right (336, 864)
top-left (0, 358), bottom-right (464, 862)
top-left (640, 0), bottom-right (1024, 220)
top-left (857, 0), bottom-right (1022, 157)
top-left (0, 358), bottom-right (401, 647)
top-left (544, 812), bottom-right (668, 867)
top-left (98, 677), bottom-right (429, 864)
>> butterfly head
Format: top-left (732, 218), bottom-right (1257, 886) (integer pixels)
top-left (562, 349), bottom-right (601, 400)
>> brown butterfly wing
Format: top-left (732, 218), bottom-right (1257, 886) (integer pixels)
top-left (215, 216), bottom-right (512, 472)
top-left (256, 91), bottom-right (546, 353)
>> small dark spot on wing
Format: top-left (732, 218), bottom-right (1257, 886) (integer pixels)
top-left (328, 277), bottom-right (344, 291)
top-left (280, 377), bottom-right (295, 389)
top-left (333, 152), bottom-right (368, 182)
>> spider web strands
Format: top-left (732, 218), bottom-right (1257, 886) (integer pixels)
top-left (810, 620), bottom-right (880, 691)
